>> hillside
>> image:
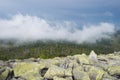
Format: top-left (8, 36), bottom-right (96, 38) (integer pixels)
top-left (0, 30), bottom-right (120, 60)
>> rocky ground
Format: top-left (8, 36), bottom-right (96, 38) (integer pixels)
top-left (0, 50), bottom-right (120, 80)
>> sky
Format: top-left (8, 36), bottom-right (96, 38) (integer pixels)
top-left (0, 0), bottom-right (120, 23)
top-left (0, 0), bottom-right (119, 43)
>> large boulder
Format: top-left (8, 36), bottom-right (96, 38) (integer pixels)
top-left (40, 58), bottom-right (61, 68)
top-left (13, 62), bottom-right (45, 80)
top-left (88, 66), bottom-right (105, 80)
top-left (73, 66), bottom-right (90, 80)
top-left (74, 54), bottom-right (90, 65)
top-left (89, 50), bottom-right (98, 62)
top-left (0, 68), bottom-right (9, 80)
top-left (44, 65), bottom-right (72, 79)
top-left (107, 66), bottom-right (120, 75)
top-left (0, 67), bottom-right (13, 80)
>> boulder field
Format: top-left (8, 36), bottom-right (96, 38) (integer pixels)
top-left (0, 50), bottom-right (120, 80)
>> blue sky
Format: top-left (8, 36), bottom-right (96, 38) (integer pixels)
top-left (0, 0), bottom-right (119, 43)
top-left (0, 0), bottom-right (120, 25)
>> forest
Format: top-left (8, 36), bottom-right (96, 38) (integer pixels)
top-left (0, 30), bottom-right (120, 60)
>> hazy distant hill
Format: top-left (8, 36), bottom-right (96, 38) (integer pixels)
top-left (0, 30), bottom-right (120, 60)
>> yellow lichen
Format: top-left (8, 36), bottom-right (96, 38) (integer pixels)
top-left (13, 62), bottom-right (45, 80)
top-left (108, 66), bottom-right (120, 75)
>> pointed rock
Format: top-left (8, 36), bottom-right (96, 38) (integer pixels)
top-left (89, 50), bottom-right (98, 62)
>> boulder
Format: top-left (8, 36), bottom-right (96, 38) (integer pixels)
top-left (13, 62), bottom-right (45, 80)
top-left (73, 66), bottom-right (90, 80)
top-left (53, 76), bottom-right (73, 80)
top-left (74, 54), bottom-right (90, 65)
top-left (0, 67), bottom-right (12, 80)
top-left (40, 58), bottom-right (60, 68)
top-left (68, 59), bottom-right (79, 68)
top-left (44, 65), bottom-right (72, 79)
top-left (64, 68), bottom-right (72, 76)
top-left (0, 60), bottom-right (5, 66)
top-left (53, 76), bottom-right (66, 80)
top-left (88, 66), bottom-right (104, 80)
top-left (89, 50), bottom-right (98, 62)
top-left (107, 66), bottom-right (120, 75)
top-left (44, 65), bottom-right (65, 79)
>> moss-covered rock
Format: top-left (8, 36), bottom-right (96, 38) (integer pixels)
top-left (108, 66), bottom-right (120, 75)
top-left (74, 54), bottom-right (90, 65)
top-left (0, 67), bottom-right (11, 80)
top-left (13, 62), bottom-right (45, 80)
top-left (53, 76), bottom-right (66, 80)
top-left (73, 66), bottom-right (90, 80)
top-left (44, 65), bottom-right (65, 79)
top-left (88, 66), bottom-right (105, 80)
top-left (1, 51), bottom-right (120, 80)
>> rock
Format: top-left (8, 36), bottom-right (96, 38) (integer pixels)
top-left (53, 76), bottom-right (66, 80)
top-left (0, 68), bottom-right (5, 74)
top-left (74, 54), bottom-right (90, 65)
top-left (64, 68), bottom-right (72, 77)
top-left (108, 66), bottom-right (120, 76)
top-left (65, 77), bottom-right (73, 80)
top-left (40, 58), bottom-right (60, 68)
top-left (68, 59), bottom-right (79, 68)
top-left (13, 62), bottom-right (45, 80)
top-left (89, 50), bottom-right (98, 62)
top-left (88, 66), bottom-right (104, 80)
top-left (44, 65), bottom-right (65, 79)
top-left (41, 68), bottom-right (48, 77)
top-left (0, 67), bottom-right (12, 80)
top-left (0, 51), bottom-right (120, 80)
top-left (59, 58), bottom-right (70, 69)
top-left (11, 77), bottom-right (26, 80)
top-left (53, 76), bottom-right (73, 80)
top-left (73, 66), bottom-right (90, 80)
top-left (107, 55), bottom-right (120, 66)
top-left (102, 72), bottom-right (114, 80)
top-left (0, 60), bottom-right (5, 66)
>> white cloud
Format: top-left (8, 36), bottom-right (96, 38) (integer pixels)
top-left (0, 14), bottom-right (115, 43)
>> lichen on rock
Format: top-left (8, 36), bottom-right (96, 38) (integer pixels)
top-left (0, 51), bottom-right (120, 80)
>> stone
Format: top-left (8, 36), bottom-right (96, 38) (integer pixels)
top-left (64, 68), bottom-right (72, 77)
top-left (89, 50), bottom-right (98, 62)
top-left (107, 66), bottom-right (120, 75)
top-left (44, 65), bottom-right (65, 79)
top-left (0, 52), bottom-right (120, 80)
top-left (53, 76), bottom-right (73, 80)
top-left (13, 62), bottom-right (45, 80)
top-left (102, 72), bottom-right (114, 80)
top-left (59, 58), bottom-right (70, 69)
top-left (73, 66), bottom-right (90, 80)
top-left (53, 76), bottom-right (66, 80)
top-left (74, 54), bottom-right (90, 65)
top-left (88, 66), bottom-right (104, 80)
top-left (0, 67), bottom-right (12, 80)
top-left (68, 59), bottom-right (79, 68)
top-left (0, 60), bottom-right (5, 66)
top-left (40, 58), bottom-right (60, 68)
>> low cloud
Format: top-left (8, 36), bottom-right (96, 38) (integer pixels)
top-left (0, 14), bottom-right (115, 43)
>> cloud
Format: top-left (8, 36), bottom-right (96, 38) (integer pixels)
top-left (0, 14), bottom-right (115, 43)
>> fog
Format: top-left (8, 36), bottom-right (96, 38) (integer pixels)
top-left (0, 14), bottom-right (115, 43)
